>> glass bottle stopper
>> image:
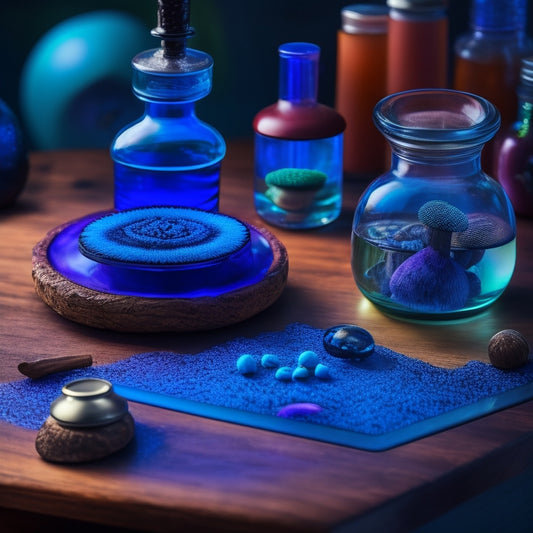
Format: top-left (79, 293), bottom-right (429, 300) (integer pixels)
top-left (132, 0), bottom-right (213, 102)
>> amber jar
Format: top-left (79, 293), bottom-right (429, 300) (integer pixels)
top-left (335, 4), bottom-right (388, 178)
top-left (386, 0), bottom-right (448, 95)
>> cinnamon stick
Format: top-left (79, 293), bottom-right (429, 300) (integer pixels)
top-left (18, 354), bottom-right (93, 379)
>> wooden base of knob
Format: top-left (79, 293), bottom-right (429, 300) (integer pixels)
top-left (35, 413), bottom-right (135, 463)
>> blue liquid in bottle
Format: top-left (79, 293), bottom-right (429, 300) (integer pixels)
top-left (253, 43), bottom-right (346, 229)
top-left (111, 3), bottom-right (225, 211)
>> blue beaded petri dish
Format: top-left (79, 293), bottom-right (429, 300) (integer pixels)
top-left (47, 207), bottom-right (274, 298)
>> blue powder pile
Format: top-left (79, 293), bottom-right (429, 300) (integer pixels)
top-left (1, 323), bottom-right (532, 436)
top-left (78, 206), bottom-right (250, 266)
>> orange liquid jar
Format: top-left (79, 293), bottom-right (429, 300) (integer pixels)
top-left (335, 4), bottom-right (388, 178)
top-left (386, 0), bottom-right (448, 95)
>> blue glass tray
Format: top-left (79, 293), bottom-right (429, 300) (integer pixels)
top-left (114, 380), bottom-right (533, 452)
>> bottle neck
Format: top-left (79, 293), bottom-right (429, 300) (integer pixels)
top-left (389, 145), bottom-right (483, 177)
top-left (470, 0), bottom-right (527, 34)
top-left (278, 43), bottom-right (319, 104)
top-left (389, 7), bottom-right (446, 22)
top-left (144, 101), bottom-right (195, 118)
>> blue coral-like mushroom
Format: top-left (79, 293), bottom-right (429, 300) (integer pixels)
top-left (264, 168), bottom-right (327, 211)
top-left (418, 200), bottom-right (468, 256)
top-left (389, 200), bottom-right (471, 312)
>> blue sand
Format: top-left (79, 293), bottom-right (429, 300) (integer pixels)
top-left (1, 323), bottom-right (533, 451)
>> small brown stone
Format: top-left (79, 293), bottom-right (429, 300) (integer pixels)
top-left (35, 413), bottom-right (135, 463)
top-left (488, 329), bottom-right (530, 370)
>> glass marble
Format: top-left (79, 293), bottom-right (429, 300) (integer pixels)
top-left (323, 324), bottom-right (375, 360)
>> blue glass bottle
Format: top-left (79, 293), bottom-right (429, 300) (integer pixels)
top-left (253, 42), bottom-right (346, 229)
top-left (352, 89), bottom-right (516, 320)
top-left (111, 0), bottom-right (225, 211)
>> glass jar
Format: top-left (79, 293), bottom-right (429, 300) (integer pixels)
top-left (386, 0), bottom-right (448, 95)
top-left (335, 4), bottom-right (388, 178)
top-left (351, 89), bottom-right (517, 320)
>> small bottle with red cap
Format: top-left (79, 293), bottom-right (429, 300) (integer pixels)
top-left (253, 42), bottom-right (346, 229)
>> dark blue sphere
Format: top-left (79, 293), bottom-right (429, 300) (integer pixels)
top-left (0, 99), bottom-right (28, 208)
top-left (323, 324), bottom-right (375, 360)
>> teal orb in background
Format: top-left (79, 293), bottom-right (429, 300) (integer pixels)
top-left (20, 10), bottom-right (153, 149)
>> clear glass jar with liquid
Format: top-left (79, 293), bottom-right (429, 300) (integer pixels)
top-left (352, 89), bottom-right (517, 320)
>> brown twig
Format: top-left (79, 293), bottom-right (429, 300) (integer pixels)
top-left (18, 355), bottom-right (93, 379)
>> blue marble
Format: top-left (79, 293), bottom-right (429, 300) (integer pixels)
top-left (275, 366), bottom-right (293, 381)
top-left (323, 324), bottom-right (375, 360)
top-left (292, 367), bottom-right (309, 380)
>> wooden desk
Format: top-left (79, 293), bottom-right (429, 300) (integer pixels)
top-left (1, 142), bottom-right (532, 532)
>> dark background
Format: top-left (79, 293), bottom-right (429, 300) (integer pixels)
top-left (1, 0), bottom-right (532, 147)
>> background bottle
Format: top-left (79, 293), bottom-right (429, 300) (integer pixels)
top-left (454, 0), bottom-right (533, 172)
top-left (111, 0), bottom-right (225, 211)
top-left (253, 42), bottom-right (346, 229)
top-left (335, 4), bottom-right (388, 179)
top-left (494, 57), bottom-right (533, 217)
top-left (386, 0), bottom-right (448, 95)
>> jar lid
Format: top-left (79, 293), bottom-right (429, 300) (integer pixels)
top-left (387, 0), bottom-right (447, 11)
top-left (50, 378), bottom-right (129, 428)
top-left (341, 4), bottom-right (389, 34)
top-left (373, 89), bottom-right (501, 149)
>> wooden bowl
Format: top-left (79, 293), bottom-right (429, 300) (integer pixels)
top-left (32, 216), bottom-right (288, 333)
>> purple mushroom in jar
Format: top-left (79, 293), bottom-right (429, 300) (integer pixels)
top-left (389, 200), bottom-right (475, 312)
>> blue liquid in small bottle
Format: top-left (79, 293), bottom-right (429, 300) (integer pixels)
top-left (254, 135), bottom-right (343, 228)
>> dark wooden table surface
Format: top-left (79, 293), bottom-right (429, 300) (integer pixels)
top-left (1, 142), bottom-right (532, 532)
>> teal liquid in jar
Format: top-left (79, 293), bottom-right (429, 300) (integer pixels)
top-left (352, 219), bottom-right (516, 320)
